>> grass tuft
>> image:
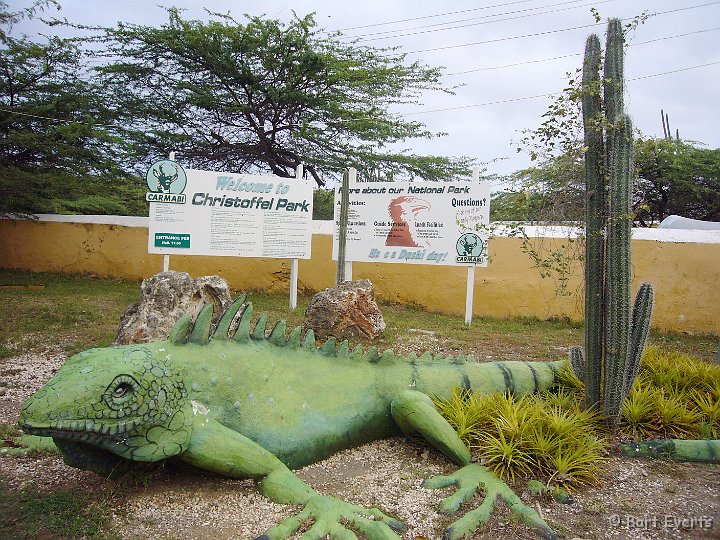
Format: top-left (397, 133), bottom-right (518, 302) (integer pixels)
top-left (0, 480), bottom-right (120, 540)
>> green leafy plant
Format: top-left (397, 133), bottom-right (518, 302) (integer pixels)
top-left (435, 389), bottom-right (607, 487)
top-left (616, 347), bottom-right (720, 440)
top-left (620, 385), bottom-right (659, 439)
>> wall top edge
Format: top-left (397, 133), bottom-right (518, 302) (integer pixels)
top-left (3, 215), bottom-right (719, 244)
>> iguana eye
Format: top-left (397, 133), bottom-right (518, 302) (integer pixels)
top-left (113, 382), bottom-right (133, 398)
top-left (105, 375), bottom-right (139, 409)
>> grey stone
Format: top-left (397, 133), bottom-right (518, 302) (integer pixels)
top-left (304, 279), bottom-right (385, 341)
top-left (114, 271), bottom-right (232, 344)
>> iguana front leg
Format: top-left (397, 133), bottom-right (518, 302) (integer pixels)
top-left (391, 390), bottom-right (557, 540)
top-left (180, 416), bottom-right (404, 539)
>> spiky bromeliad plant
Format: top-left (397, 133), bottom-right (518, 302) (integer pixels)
top-left (571, 19), bottom-right (655, 425)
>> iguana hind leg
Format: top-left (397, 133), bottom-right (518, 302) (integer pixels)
top-left (391, 390), bottom-right (557, 540)
top-left (391, 389), bottom-right (471, 465)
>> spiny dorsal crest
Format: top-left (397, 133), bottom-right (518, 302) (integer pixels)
top-left (168, 295), bottom-right (471, 364)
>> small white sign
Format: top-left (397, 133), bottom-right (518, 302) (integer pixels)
top-left (147, 168), bottom-right (313, 259)
top-left (332, 181), bottom-right (490, 266)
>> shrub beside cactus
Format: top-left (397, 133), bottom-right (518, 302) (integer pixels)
top-left (573, 19), bottom-right (655, 425)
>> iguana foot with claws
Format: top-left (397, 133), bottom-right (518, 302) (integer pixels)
top-left (257, 494), bottom-right (405, 540)
top-left (424, 464), bottom-right (557, 540)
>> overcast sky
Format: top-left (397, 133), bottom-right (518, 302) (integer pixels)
top-left (12, 0), bottom-right (720, 179)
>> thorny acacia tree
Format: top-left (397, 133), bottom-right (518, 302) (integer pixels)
top-left (94, 9), bottom-right (470, 186)
top-left (633, 137), bottom-right (720, 225)
top-left (0, 1), bottom-right (144, 215)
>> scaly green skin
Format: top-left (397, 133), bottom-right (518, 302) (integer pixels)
top-left (19, 295), bottom-right (562, 539)
top-left (620, 439), bottom-right (720, 463)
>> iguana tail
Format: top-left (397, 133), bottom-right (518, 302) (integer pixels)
top-left (620, 439), bottom-right (720, 463)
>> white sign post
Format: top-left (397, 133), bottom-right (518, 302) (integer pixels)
top-left (161, 151), bottom-right (177, 273)
top-left (464, 165), bottom-right (482, 325)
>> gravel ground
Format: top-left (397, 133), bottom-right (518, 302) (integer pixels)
top-left (1, 350), bottom-right (718, 540)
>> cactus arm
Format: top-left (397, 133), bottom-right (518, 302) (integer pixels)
top-left (581, 33), bottom-right (605, 410)
top-left (569, 346), bottom-right (586, 381)
top-left (622, 283), bottom-right (654, 398)
top-left (603, 19), bottom-right (624, 124)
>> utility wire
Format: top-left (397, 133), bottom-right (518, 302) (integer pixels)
top-left (333, 0), bottom-right (541, 32)
top-left (403, 61), bottom-right (720, 116)
top-left (444, 27), bottom-right (720, 76)
top-left (0, 107), bottom-right (127, 131)
top-left (404, 2), bottom-right (720, 54)
top-left (343, 0), bottom-right (609, 41)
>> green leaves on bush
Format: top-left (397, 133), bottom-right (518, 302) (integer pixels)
top-left (619, 347), bottom-right (720, 439)
top-left (434, 390), bottom-right (606, 486)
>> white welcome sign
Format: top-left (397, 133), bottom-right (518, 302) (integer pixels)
top-left (146, 162), bottom-right (314, 259)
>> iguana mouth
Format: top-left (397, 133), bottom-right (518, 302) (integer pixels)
top-left (52, 438), bottom-right (135, 479)
top-left (19, 416), bottom-right (143, 442)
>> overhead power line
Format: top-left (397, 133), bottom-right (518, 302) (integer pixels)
top-left (406, 22), bottom-right (600, 54)
top-left (404, 2), bottom-right (720, 54)
top-left (333, 0), bottom-right (541, 32)
top-left (444, 27), bottom-right (720, 76)
top-left (402, 61), bottom-right (720, 116)
top-left (344, 0), bottom-right (612, 41)
top-left (2, 61), bottom-right (717, 128)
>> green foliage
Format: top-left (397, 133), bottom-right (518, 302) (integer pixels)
top-left (434, 389), bottom-right (606, 486)
top-left (312, 188), bottom-right (334, 220)
top-left (95, 9), bottom-right (470, 187)
top-left (492, 153), bottom-right (586, 223)
top-left (436, 348), bottom-right (719, 484)
top-left (0, 1), bottom-right (144, 216)
top-left (634, 137), bottom-right (720, 224)
top-left (620, 384), bottom-right (659, 439)
top-left (615, 347), bottom-right (720, 439)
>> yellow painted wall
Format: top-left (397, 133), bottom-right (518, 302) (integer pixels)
top-left (1, 219), bottom-right (718, 334)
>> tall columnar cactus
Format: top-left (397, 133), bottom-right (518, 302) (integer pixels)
top-left (576, 19), bottom-right (655, 424)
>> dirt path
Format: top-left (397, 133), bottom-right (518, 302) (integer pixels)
top-left (1, 350), bottom-right (718, 539)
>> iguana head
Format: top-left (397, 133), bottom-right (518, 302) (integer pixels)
top-left (19, 344), bottom-right (192, 471)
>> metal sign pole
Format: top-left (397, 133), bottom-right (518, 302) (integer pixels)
top-left (465, 266), bottom-right (475, 326)
top-left (289, 164), bottom-right (304, 310)
top-left (344, 167), bottom-right (356, 281)
top-left (336, 169), bottom-right (351, 284)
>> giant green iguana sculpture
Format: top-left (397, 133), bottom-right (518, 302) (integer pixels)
top-left (19, 295), bottom-right (562, 539)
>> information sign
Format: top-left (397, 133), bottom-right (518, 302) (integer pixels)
top-left (146, 163), bottom-right (313, 258)
top-left (332, 181), bottom-right (490, 266)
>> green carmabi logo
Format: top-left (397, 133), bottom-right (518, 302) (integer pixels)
top-left (455, 232), bottom-right (485, 264)
top-left (145, 160), bottom-right (187, 204)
